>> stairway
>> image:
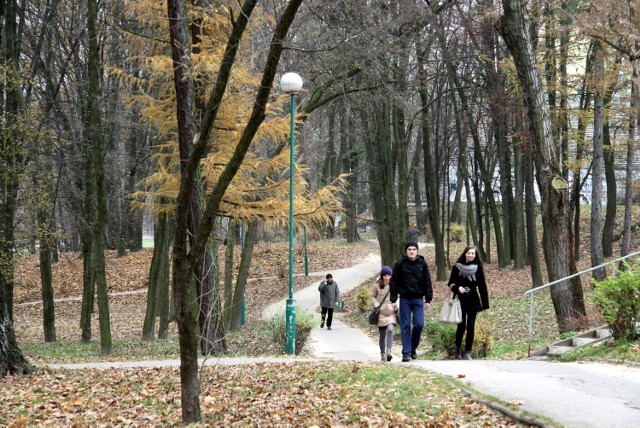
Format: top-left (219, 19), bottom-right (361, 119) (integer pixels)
top-left (533, 325), bottom-right (613, 357)
top-left (534, 321), bottom-right (640, 357)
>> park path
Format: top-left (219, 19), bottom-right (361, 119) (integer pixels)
top-left (261, 252), bottom-right (385, 361)
top-left (44, 247), bottom-right (640, 427)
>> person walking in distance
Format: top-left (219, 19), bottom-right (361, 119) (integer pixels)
top-left (390, 242), bottom-right (433, 362)
top-left (318, 274), bottom-right (340, 330)
top-left (371, 266), bottom-right (397, 362)
top-left (447, 246), bottom-right (490, 360)
top-left (409, 224), bottom-right (420, 243)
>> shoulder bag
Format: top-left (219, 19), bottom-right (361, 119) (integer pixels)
top-left (439, 294), bottom-right (462, 324)
top-left (368, 290), bottom-right (391, 325)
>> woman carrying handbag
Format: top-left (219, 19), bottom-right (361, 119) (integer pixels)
top-left (371, 266), bottom-right (397, 362)
top-left (447, 246), bottom-right (490, 360)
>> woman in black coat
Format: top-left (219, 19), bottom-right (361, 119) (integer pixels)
top-left (447, 246), bottom-right (490, 360)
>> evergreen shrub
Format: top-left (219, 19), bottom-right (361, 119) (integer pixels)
top-left (269, 309), bottom-right (315, 355)
top-left (591, 261), bottom-right (640, 340)
top-left (425, 322), bottom-right (457, 358)
top-left (355, 285), bottom-right (371, 313)
top-left (449, 223), bottom-right (465, 242)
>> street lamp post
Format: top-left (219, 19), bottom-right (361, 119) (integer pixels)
top-left (280, 72), bottom-right (302, 355)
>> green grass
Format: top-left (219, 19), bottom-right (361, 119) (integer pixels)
top-left (317, 364), bottom-right (467, 417)
top-left (557, 338), bottom-right (640, 364)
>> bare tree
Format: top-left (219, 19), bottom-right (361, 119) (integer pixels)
top-left (167, 0), bottom-right (303, 422)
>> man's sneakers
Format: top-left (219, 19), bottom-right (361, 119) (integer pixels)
top-left (327, 326), bottom-right (332, 330)
top-left (401, 355), bottom-right (410, 362)
top-left (320, 322), bottom-right (324, 329)
top-left (410, 351), bottom-right (418, 360)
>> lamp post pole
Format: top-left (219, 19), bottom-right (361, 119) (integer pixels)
top-left (280, 72), bottom-right (302, 355)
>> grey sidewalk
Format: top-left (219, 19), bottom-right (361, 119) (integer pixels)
top-left (405, 359), bottom-right (640, 428)
top-left (261, 252), bottom-right (381, 320)
top-left (261, 252), bottom-right (385, 361)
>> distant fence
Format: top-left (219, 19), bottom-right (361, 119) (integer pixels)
top-left (523, 250), bottom-right (640, 357)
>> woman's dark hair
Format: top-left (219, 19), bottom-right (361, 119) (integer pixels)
top-left (456, 246), bottom-right (483, 269)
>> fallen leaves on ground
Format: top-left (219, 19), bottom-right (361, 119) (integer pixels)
top-left (0, 362), bottom-right (529, 427)
top-left (13, 239), bottom-right (379, 364)
top-left (13, 240), bottom-right (379, 304)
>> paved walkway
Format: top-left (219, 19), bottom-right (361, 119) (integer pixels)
top-left (47, 248), bottom-right (640, 427)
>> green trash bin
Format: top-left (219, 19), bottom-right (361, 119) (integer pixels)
top-left (334, 300), bottom-right (345, 312)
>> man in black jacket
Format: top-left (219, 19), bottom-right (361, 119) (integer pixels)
top-left (390, 242), bottom-right (433, 362)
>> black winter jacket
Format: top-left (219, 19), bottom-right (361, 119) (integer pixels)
top-left (390, 255), bottom-right (433, 303)
top-left (447, 263), bottom-right (490, 313)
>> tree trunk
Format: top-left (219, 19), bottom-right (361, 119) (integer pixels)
top-left (80, 240), bottom-right (95, 342)
top-left (39, 236), bottom-right (56, 342)
top-left (559, 7), bottom-right (570, 181)
top-left (449, 88), bottom-right (467, 228)
top-left (191, 1), bottom-right (226, 356)
top-left (413, 169), bottom-right (426, 231)
top-left (421, 109), bottom-right (447, 279)
top-left (80, 0), bottom-right (98, 344)
top-left (0, 0), bottom-right (23, 324)
top-left (341, 111), bottom-right (360, 243)
top-left (229, 221), bottom-right (257, 331)
top-left (167, 0), bottom-right (204, 419)
top-left (0, 278), bottom-right (34, 376)
top-left (143, 211), bottom-right (170, 340)
top-left (417, 42), bottom-right (446, 279)
top-left (497, 0), bottom-right (586, 330)
top-left (199, 236), bottom-right (225, 355)
top-left (223, 220), bottom-right (237, 332)
top-left (87, 0), bottom-right (112, 354)
top-left (602, 122), bottom-right (616, 257)
top-left (464, 175), bottom-right (478, 247)
top-left (360, 102), bottom-right (403, 267)
top-left (569, 44), bottom-right (593, 261)
top-left (473, 174), bottom-right (487, 261)
top-left (157, 214), bottom-right (172, 339)
top-left (35, 142), bottom-right (57, 342)
top-left (484, 12), bottom-right (515, 263)
top-left (513, 128), bottom-right (526, 270)
top-left (321, 110), bottom-right (336, 238)
top-left (590, 40), bottom-right (605, 281)
top-left (621, 63), bottom-right (639, 266)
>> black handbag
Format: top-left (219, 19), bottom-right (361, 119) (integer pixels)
top-left (368, 290), bottom-right (391, 325)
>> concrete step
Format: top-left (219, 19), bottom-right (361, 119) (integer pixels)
top-left (547, 345), bottom-right (576, 357)
top-left (534, 324), bottom-right (614, 357)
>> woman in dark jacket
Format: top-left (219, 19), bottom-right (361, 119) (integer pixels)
top-left (447, 246), bottom-right (490, 360)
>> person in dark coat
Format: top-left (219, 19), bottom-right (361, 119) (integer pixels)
top-left (390, 242), bottom-right (433, 362)
top-left (318, 274), bottom-right (340, 330)
top-left (447, 246), bottom-right (490, 360)
top-left (408, 225), bottom-right (420, 243)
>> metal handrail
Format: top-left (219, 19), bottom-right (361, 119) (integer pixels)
top-left (525, 250), bottom-right (640, 357)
